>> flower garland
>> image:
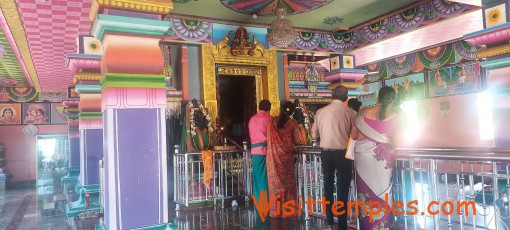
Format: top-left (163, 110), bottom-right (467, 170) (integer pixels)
top-left (187, 101), bottom-right (214, 136)
top-left (295, 102), bottom-right (314, 130)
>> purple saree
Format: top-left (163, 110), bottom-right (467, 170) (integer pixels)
top-left (354, 109), bottom-right (399, 230)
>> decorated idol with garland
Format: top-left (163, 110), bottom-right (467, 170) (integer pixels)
top-left (180, 99), bottom-right (214, 152)
top-left (292, 99), bottom-right (315, 145)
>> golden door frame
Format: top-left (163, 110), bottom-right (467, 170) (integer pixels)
top-left (201, 41), bottom-right (280, 125)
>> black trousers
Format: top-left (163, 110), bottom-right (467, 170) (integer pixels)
top-left (321, 149), bottom-right (353, 230)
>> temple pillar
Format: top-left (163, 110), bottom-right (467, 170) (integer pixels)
top-left (100, 34), bottom-right (168, 230)
top-left (61, 100), bottom-right (80, 188)
top-left (88, 1), bottom-right (173, 228)
top-left (77, 78), bottom-right (103, 185)
top-left (66, 40), bottom-right (104, 186)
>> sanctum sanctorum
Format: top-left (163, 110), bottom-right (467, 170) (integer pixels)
top-left (2, 0), bottom-right (510, 229)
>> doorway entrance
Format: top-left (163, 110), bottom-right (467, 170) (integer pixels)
top-left (36, 135), bottom-right (68, 218)
top-left (218, 75), bottom-right (257, 146)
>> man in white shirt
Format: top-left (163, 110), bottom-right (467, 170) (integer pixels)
top-left (311, 85), bottom-right (356, 230)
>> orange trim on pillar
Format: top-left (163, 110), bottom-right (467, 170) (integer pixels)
top-left (283, 53), bottom-right (290, 101)
top-left (181, 45), bottom-right (189, 101)
top-left (79, 94), bottom-right (102, 112)
top-left (101, 34), bottom-right (164, 75)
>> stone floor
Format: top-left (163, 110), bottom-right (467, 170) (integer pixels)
top-left (1, 168), bottom-right (509, 230)
top-left (0, 188), bottom-right (340, 230)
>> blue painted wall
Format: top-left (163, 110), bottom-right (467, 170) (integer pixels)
top-left (187, 45), bottom-right (201, 101)
top-left (277, 52), bottom-right (285, 103)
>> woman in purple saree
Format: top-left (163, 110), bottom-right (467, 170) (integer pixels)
top-left (351, 86), bottom-right (402, 230)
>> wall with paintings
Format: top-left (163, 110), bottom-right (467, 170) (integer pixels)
top-left (357, 48), bottom-right (489, 147)
top-left (0, 124), bottom-right (68, 182)
top-left (401, 93), bottom-right (494, 148)
top-left (0, 103), bottom-right (67, 126)
top-left (0, 102), bottom-right (68, 182)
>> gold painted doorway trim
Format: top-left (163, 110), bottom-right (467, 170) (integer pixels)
top-left (201, 41), bottom-right (280, 124)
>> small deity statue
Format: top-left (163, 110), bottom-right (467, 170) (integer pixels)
top-left (230, 27), bottom-right (255, 56)
top-left (305, 63), bottom-right (319, 81)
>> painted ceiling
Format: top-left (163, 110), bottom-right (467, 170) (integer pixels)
top-left (0, 25), bottom-right (26, 87)
top-left (0, 0), bottom-right (483, 94)
top-left (15, 0), bottom-right (93, 92)
top-left (171, 0), bottom-right (418, 31)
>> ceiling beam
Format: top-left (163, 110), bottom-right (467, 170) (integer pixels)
top-left (0, 0), bottom-right (41, 91)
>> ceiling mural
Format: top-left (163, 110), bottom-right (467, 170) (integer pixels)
top-left (171, 0), bottom-right (417, 31)
top-left (15, 0), bottom-right (93, 92)
top-left (220, 0), bottom-right (334, 16)
top-left (0, 0), bottom-right (482, 95)
top-left (0, 87), bottom-right (38, 102)
top-left (323, 16), bottom-right (343, 25)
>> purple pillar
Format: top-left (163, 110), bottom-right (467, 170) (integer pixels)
top-left (80, 129), bottom-right (103, 185)
top-left (69, 137), bottom-right (80, 168)
top-left (103, 108), bottom-right (167, 229)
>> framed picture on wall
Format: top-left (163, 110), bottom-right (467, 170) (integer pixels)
top-left (50, 103), bottom-right (68, 124)
top-left (0, 103), bottom-right (22, 125)
top-left (357, 81), bottom-right (382, 106)
top-left (428, 62), bottom-right (481, 97)
top-left (22, 103), bottom-right (50, 124)
top-left (68, 87), bottom-right (79, 99)
top-left (385, 73), bottom-right (426, 101)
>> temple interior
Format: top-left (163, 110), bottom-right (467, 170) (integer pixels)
top-left (1, 0), bottom-right (510, 229)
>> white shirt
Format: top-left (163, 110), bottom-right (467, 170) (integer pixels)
top-left (311, 100), bottom-right (356, 149)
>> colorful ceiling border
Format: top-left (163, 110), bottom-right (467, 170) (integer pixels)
top-left (165, 18), bottom-right (212, 43)
top-left (163, 1), bottom-right (477, 53)
top-left (0, 87), bottom-right (67, 103)
top-left (361, 40), bottom-right (481, 81)
top-left (331, 0), bottom-right (478, 53)
top-left (0, 0), bottom-right (40, 91)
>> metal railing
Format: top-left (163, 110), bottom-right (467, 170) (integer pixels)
top-left (294, 146), bottom-right (358, 226)
top-left (393, 147), bottom-right (510, 230)
top-left (173, 143), bottom-right (253, 209)
top-left (294, 146), bottom-right (510, 229)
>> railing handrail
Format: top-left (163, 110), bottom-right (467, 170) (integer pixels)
top-left (174, 149), bottom-right (244, 156)
top-left (294, 146), bottom-right (510, 162)
top-left (395, 147), bottom-right (510, 153)
top-left (394, 147), bottom-right (510, 162)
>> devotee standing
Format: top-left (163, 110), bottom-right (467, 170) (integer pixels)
top-left (248, 100), bottom-right (272, 203)
top-left (351, 86), bottom-right (401, 230)
top-left (347, 98), bottom-right (362, 112)
top-left (266, 102), bottom-right (303, 218)
top-left (311, 86), bottom-right (356, 230)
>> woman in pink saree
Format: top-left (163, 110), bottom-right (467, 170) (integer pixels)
top-left (351, 86), bottom-right (403, 230)
top-left (266, 102), bottom-right (303, 218)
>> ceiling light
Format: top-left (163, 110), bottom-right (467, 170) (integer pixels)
top-left (266, 8), bottom-right (295, 48)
